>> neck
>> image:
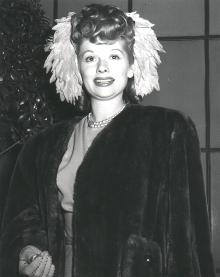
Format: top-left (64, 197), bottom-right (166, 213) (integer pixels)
top-left (90, 97), bottom-right (125, 121)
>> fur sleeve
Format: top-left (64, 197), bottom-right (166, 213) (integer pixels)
top-left (165, 111), bottom-right (215, 277)
top-left (186, 117), bottom-right (215, 277)
top-left (0, 138), bottom-right (48, 277)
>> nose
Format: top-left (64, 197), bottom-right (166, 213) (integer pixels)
top-left (97, 59), bottom-right (109, 73)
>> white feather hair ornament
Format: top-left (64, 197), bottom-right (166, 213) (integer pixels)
top-left (44, 11), bottom-right (164, 103)
top-left (44, 12), bottom-right (82, 104)
top-left (126, 12), bottom-right (165, 97)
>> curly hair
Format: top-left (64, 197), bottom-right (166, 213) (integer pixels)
top-left (70, 4), bottom-right (141, 112)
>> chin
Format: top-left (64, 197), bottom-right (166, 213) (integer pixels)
top-left (94, 96), bottom-right (115, 101)
top-left (96, 93), bottom-right (123, 101)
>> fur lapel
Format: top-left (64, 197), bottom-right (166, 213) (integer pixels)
top-left (73, 105), bottom-right (172, 277)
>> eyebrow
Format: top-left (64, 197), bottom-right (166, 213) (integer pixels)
top-left (111, 49), bottom-right (125, 55)
top-left (80, 48), bottom-right (125, 58)
top-left (79, 50), bottom-right (94, 58)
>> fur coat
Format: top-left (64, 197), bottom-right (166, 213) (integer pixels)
top-left (0, 105), bottom-right (215, 277)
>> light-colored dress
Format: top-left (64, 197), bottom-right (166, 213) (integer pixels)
top-left (57, 116), bottom-right (104, 277)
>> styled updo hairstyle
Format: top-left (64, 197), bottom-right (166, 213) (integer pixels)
top-left (70, 4), bottom-right (141, 112)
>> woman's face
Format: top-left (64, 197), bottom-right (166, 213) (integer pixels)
top-left (78, 38), bottom-right (133, 102)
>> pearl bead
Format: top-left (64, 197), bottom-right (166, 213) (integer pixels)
top-left (87, 105), bottom-right (126, 128)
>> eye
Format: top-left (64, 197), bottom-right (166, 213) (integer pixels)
top-left (110, 54), bottom-right (120, 60)
top-left (85, 55), bottom-right (95, 63)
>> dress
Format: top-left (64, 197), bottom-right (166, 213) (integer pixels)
top-left (0, 104), bottom-right (215, 277)
top-left (57, 116), bottom-right (104, 277)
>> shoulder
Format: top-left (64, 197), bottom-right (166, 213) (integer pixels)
top-left (124, 104), bottom-right (194, 132)
top-left (18, 116), bottom-right (82, 164)
top-left (123, 104), bottom-right (199, 148)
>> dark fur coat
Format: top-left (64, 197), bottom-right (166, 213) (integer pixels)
top-left (0, 105), bottom-right (215, 277)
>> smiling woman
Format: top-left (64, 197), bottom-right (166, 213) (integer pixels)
top-left (78, 39), bottom-right (133, 109)
top-left (0, 3), bottom-right (215, 277)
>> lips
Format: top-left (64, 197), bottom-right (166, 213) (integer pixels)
top-left (94, 77), bottom-right (115, 87)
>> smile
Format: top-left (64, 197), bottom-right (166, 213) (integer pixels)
top-left (94, 77), bottom-right (115, 87)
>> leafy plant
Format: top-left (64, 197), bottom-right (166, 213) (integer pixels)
top-left (0, 0), bottom-right (54, 147)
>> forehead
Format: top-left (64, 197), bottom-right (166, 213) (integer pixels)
top-left (79, 38), bottom-right (128, 54)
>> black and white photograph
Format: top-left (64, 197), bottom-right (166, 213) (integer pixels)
top-left (0, 0), bottom-right (219, 276)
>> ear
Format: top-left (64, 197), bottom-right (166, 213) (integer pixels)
top-left (127, 65), bottom-right (134, 78)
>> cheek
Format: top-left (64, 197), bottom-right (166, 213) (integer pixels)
top-left (114, 62), bottom-right (130, 76)
top-left (80, 66), bottom-right (93, 82)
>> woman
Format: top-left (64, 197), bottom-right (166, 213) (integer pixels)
top-left (0, 4), bottom-right (215, 277)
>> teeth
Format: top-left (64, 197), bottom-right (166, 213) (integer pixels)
top-left (94, 78), bottom-right (114, 86)
top-left (96, 79), bottom-right (112, 83)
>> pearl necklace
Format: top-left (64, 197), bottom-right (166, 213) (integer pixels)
top-left (87, 105), bottom-right (126, 128)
